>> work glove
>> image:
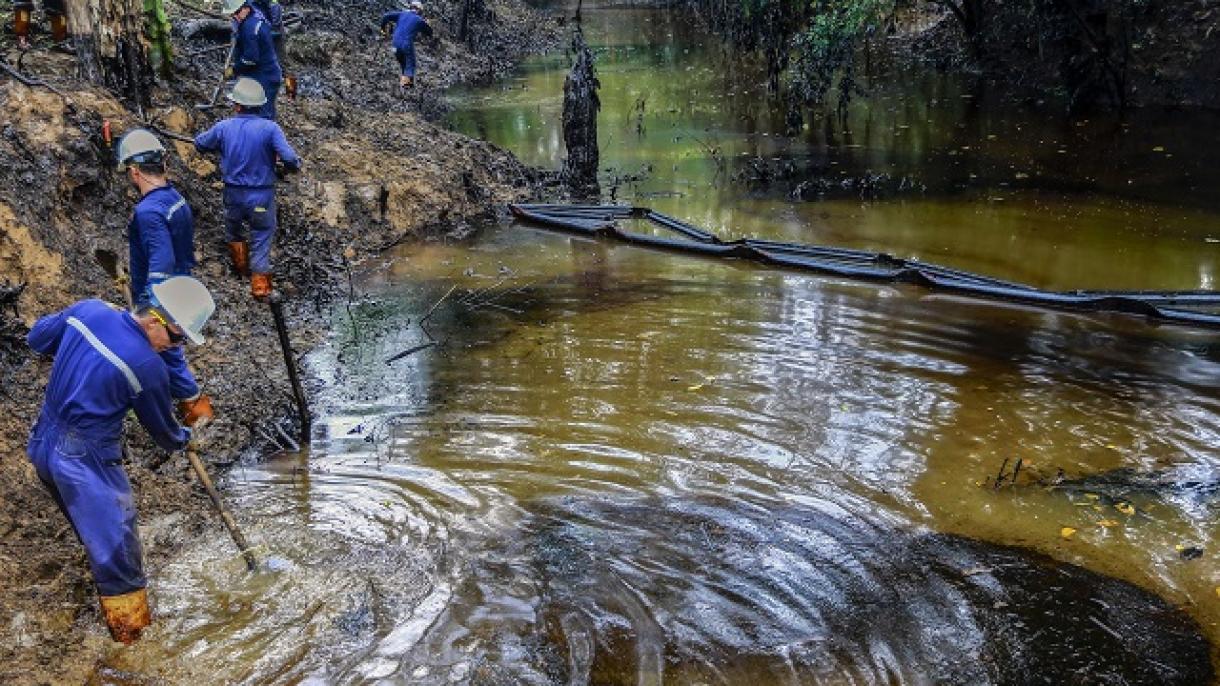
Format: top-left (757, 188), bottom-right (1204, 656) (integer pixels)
top-left (274, 163), bottom-right (300, 180)
top-left (178, 394), bottom-right (215, 428)
top-left (224, 66), bottom-right (234, 79)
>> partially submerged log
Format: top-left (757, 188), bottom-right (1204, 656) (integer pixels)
top-left (561, 28), bottom-right (599, 196)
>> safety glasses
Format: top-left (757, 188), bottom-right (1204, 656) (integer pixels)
top-left (150, 308), bottom-right (188, 346)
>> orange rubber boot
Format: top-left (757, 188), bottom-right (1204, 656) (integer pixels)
top-left (251, 273), bottom-right (273, 300)
top-left (100, 588), bottom-right (151, 645)
top-left (49, 13), bottom-right (67, 43)
top-left (14, 9), bottom-right (30, 47)
top-left (228, 241), bottom-right (250, 277)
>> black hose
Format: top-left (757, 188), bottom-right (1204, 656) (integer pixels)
top-left (509, 203), bottom-right (1220, 330)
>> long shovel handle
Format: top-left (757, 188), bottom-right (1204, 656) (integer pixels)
top-left (185, 444), bottom-right (258, 571)
top-left (200, 40), bottom-right (236, 109)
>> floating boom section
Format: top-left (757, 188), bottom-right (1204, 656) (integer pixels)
top-left (509, 204), bottom-right (1220, 330)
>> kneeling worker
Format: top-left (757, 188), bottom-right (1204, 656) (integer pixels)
top-left (194, 78), bottom-right (301, 299)
top-left (26, 277), bottom-right (216, 643)
top-left (116, 129), bottom-right (214, 428)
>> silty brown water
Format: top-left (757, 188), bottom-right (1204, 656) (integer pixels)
top-left (97, 3), bottom-right (1220, 684)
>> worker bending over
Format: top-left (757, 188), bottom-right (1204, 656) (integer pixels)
top-left (116, 129), bottom-right (215, 427)
top-left (26, 277), bottom-right (216, 644)
top-left (13, 0), bottom-right (67, 49)
top-left (380, 1), bottom-right (433, 89)
top-left (223, 0), bottom-right (283, 119)
top-left (194, 78), bottom-right (301, 300)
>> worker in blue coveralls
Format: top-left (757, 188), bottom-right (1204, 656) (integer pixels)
top-left (380, 0), bottom-right (433, 89)
top-left (115, 129), bottom-right (215, 428)
top-left (222, 0), bottom-right (282, 120)
top-left (26, 277), bottom-right (216, 644)
top-left (249, 0), bottom-right (297, 99)
top-left (194, 77), bottom-right (301, 300)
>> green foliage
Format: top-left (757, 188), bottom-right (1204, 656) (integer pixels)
top-left (788, 0), bottom-right (889, 106)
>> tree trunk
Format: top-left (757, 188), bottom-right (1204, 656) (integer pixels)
top-left (65, 0), bottom-right (154, 108)
top-left (562, 28), bottom-right (600, 196)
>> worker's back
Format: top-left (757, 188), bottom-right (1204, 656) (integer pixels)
top-left (30, 300), bottom-right (166, 448)
top-left (389, 11), bottom-right (431, 50)
top-left (195, 114), bottom-right (298, 188)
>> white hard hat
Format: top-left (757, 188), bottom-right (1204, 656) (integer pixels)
top-left (151, 276), bottom-right (215, 346)
top-left (115, 128), bottom-right (166, 170)
top-left (221, 0), bottom-right (248, 15)
top-left (409, 1), bottom-right (423, 10)
top-left (227, 77), bottom-right (268, 107)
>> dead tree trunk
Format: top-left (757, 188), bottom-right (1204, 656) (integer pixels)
top-left (65, 0), bottom-right (154, 108)
top-left (562, 28), bottom-right (600, 196)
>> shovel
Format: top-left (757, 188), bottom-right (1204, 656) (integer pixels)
top-left (96, 249), bottom-right (258, 571)
top-left (197, 40), bottom-right (236, 111)
top-left (94, 248), bottom-right (134, 309)
top-left (185, 428), bottom-right (259, 572)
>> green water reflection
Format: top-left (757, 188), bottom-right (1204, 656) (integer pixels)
top-left (447, 6), bottom-right (1220, 291)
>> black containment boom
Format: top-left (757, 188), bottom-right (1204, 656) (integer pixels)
top-left (509, 204), bottom-right (1220, 330)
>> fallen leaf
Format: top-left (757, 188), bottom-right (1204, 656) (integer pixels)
top-left (1060, 527), bottom-right (1077, 540)
top-left (1215, 587), bottom-right (1220, 599)
top-left (687, 384), bottom-right (704, 391)
top-left (1097, 519), bottom-right (1119, 528)
top-left (1084, 493), bottom-right (1100, 500)
top-left (1152, 146), bottom-right (1165, 152)
top-left (1115, 502), bottom-right (1135, 515)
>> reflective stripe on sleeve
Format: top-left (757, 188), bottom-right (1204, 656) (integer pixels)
top-left (66, 317), bottom-right (144, 395)
top-left (165, 198), bottom-right (186, 222)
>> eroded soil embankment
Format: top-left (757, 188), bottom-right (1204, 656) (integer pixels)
top-left (0, 0), bottom-right (556, 681)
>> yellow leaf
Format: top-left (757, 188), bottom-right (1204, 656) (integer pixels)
top-left (687, 384), bottom-right (704, 391)
top-left (1215, 587), bottom-right (1220, 599)
top-left (1097, 520), bottom-right (1119, 528)
top-left (1060, 527), bottom-right (1077, 540)
top-left (1175, 544), bottom-right (1185, 551)
top-left (1084, 493), bottom-right (1100, 500)
top-left (1115, 502), bottom-right (1135, 516)
top-left (1152, 146), bottom-right (1165, 152)
top-left (1105, 444), bottom-right (1119, 451)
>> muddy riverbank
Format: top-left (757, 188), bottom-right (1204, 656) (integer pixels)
top-left (0, 0), bottom-right (556, 682)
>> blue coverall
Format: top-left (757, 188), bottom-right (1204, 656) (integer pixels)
top-left (193, 114), bottom-right (301, 275)
top-left (26, 299), bottom-right (192, 597)
top-left (127, 183), bottom-right (201, 404)
top-left (233, 7), bottom-right (282, 119)
top-left (128, 184), bottom-right (195, 309)
top-left (380, 11), bottom-right (432, 78)
top-left (250, 0), bottom-right (285, 63)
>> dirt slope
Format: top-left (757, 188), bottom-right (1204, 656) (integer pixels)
top-left (0, 1), bottom-right (556, 682)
